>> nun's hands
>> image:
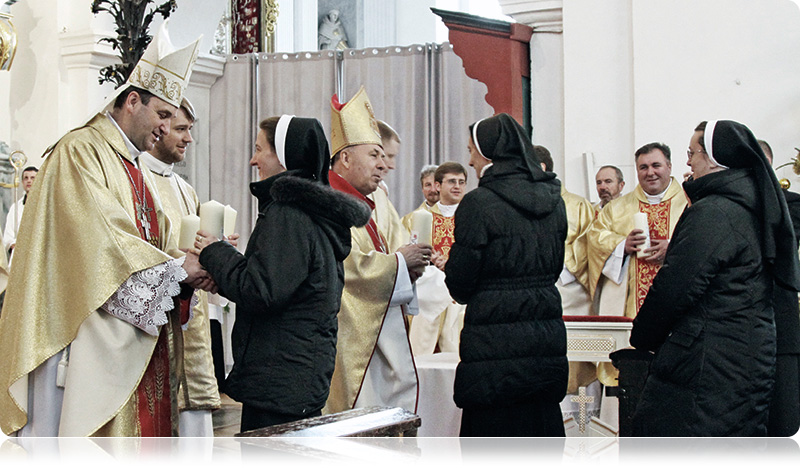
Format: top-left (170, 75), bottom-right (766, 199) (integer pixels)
top-left (225, 233), bottom-right (240, 248)
top-left (192, 230), bottom-right (219, 256)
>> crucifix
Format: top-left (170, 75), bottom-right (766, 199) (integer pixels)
top-left (137, 203), bottom-right (153, 241)
top-left (571, 386), bottom-right (595, 434)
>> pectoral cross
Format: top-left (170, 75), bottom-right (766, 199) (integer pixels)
top-left (571, 386), bottom-right (595, 434)
top-left (137, 203), bottom-right (153, 241)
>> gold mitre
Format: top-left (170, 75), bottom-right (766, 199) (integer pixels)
top-left (127, 20), bottom-right (201, 108)
top-left (330, 85), bottom-right (382, 157)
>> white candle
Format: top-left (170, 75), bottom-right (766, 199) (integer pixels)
top-left (411, 210), bottom-right (433, 245)
top-left (224, 205), bottom-right (238, 237)
top-left (633, 212), bottom-right (651, 258)
top-left (199, 200), bottom-right (225, 239)
top-left (178, 214), bottom-right (200, 251)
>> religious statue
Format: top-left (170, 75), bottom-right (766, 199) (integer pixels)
top-left (318, 9), bottom-right (349, 50)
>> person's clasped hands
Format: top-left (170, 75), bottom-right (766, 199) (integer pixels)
top-left (180, 230), bottom-right (241, 294)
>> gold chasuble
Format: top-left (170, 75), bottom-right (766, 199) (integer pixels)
top-left (0, 114), bottom-right (178, 436)
top-left (586, 179), bottom-right (688, 318)
top-left (145, 166), bottom-right (221, 413)
top-left (561, 185), bottom-right (594, 289)
top-left (325, 171), bottom-right (417, 414)
top-left (0, 240), bottom-right (8, 294)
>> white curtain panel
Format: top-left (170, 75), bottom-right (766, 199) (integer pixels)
top-left (208, 54), bottom-right (257, 248)
top-left (256, 50), bottom-right (339, 137)
top-left (434, 43), bottom-right (493, 197)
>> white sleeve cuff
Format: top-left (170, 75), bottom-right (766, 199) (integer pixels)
top-left (389, 252), bottom-right (414, 306)
top-left (101, 257), bottom-right (187, 336)
top-left (559, 267), bottom-right (576, 285)
top-left (602, 240), bottom-right (628, 285)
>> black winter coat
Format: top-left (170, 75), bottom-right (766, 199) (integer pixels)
top-left (631, 168), bottom-right (776, 436)
top-left (767, 189), bottom-right (800, 435)
top-left (445, 168), bottom-right (569, 409)
top-left (199, 173), bottom-right (370, 416)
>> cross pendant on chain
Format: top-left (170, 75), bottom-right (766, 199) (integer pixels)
top-left (137, 203), bottom-right (154, 241)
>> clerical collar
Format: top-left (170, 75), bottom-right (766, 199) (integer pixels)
top-left (140, 151), bottom-right (174, 177)
top-left (480, 163), bottom-right (494, 178)
top-left (105, 112), bottom-right (145, 164)
top-left (644, 178), bottom-right (673, 204)
top-left (436, 202), bottom-right (458, 218)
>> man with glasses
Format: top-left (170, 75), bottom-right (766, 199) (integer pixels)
top-left (409, 162), bottom-right (468, 355)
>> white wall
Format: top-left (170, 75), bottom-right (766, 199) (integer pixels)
top-left (0, 0), bottom-right (223, 170)
top-left (532, 0), bottom-right (800, 201)
top-left (562, 0), bottom-right (635, 197)
top-left (630, 0), bottom-right (800, 191)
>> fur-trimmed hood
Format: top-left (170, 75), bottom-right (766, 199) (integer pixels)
top-left (264, 173), bottom-right (371, 261)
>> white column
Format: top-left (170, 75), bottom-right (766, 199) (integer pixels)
top-left (363, 0), bottom-right (397, 47)
top-left (182, 55), bottom-right (225, 202)
top-left (498, 0), bottom-right (567, 187)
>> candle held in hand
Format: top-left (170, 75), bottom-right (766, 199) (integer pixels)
top-left (411, 210), bottom-right (433, 245)
top-left (199, 200), bottom-right (225, 240)
top-left (179, 214), bottom-right (200, 251)
top-left (633, 212), bottom-right (651, 258)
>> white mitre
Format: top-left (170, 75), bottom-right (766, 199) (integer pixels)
top-left (126, 20), bottom-right (201, 107)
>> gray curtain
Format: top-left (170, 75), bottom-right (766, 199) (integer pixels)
top-left (208, 42), bottom-right (493, 237)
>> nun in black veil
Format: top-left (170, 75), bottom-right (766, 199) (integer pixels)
top-left (630, 119), bottom-right (800, 436)
top-left (445, 113), bottom-right (569, 437)
top-left (193, 115), bottom-right (371, 431)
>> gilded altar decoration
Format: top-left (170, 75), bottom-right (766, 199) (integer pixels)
top-left (0, 1), bottom-right (19, 71)
top-left (775, 147), bottom-right (800, 189)
top-left (91, 0), bottom-right (177, 87)
top-left (262, 0), bottom-right (279, 53)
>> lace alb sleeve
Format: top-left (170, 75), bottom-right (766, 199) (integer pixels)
top-left (101, 257), bottom-right (188, 336)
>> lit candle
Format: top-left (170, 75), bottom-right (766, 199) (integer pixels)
top-left (199, 200), bottom-right (225, 239)
top-left (178, 214), bottom-right (200, 251)
top-left (411, 210), bottom-right (433, 245)
top-left (633, 212), bottom-right (651, 258)
top-left (224, 205), bottom-right (237, 237)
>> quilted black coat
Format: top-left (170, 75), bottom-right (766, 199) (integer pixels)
top-left (445, 160), bottom-right (568, 409)
top-left (630, 168), bottom-right (777, 436)
top-left (200, 173), bottom-right (370, 416)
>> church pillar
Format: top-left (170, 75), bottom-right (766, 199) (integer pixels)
top-left (500, 0), bottom-right (637, 200)
top-left (498, 0), bottom-right (567, 187)
top-left (180, 56), bottom-right (225, 202)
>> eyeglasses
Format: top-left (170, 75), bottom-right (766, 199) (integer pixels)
top-left (687, 148), bottom-right (706, 158)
